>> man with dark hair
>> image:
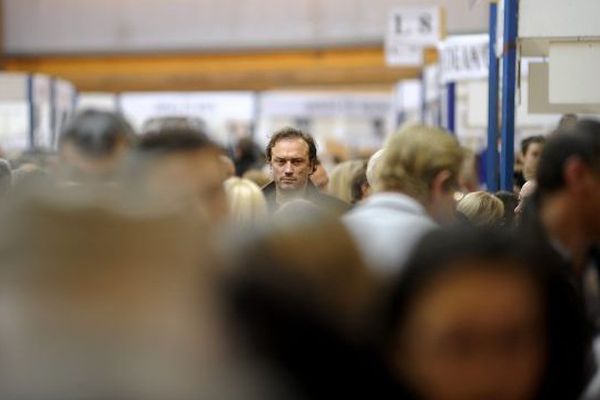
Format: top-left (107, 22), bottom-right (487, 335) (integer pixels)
top-left (262, 127), bottom-right (348, 215)
top-left (130, 128), bottom-right (227, 223)
top-left (532, 122), bottom-right (600, 270)
top-left (518, 120), bottom-right (600, 396)
top-left (521, 120), bottom-right (600, 332)
top-left (58, 110), bottom-right (135, 183)
top-left (515, 135), bottom-right (546, 189)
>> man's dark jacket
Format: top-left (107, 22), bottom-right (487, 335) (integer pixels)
top-left (262, 181), bottom-right (350, 217)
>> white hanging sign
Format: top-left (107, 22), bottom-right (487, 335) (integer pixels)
top-left (385, 6), bottom-right (443, 66)
top-left (385, 42), bottom-right (423, 67)
top-left (439, 34), bottom-right (489, 83)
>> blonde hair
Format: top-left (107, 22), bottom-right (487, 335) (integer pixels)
top-left (378, 124), bottom-right (464, 202)
top-left (242, 169), bottom-right (270, 188)
top-left (457, 191), bottom-right (504, 227)
top-left (328, 160), bottom-right (364, 203)
top-left (223, 177), bottom-right (267, 225)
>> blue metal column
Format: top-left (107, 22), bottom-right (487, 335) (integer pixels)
top-left (26, 74), bottom-right (35, 150)
top-left (446, 82), bottom-right (456, 133)
top-left (486, 2), bottom-right (500, 191)
top-left (500, 0), bottom-right (519, 190)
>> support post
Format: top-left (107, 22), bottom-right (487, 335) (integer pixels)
top-left (486, 2), bottom-right (500, 191)
top-left (446, 82), bottom-right (456, 133)
top-left (500, 0), bottom-right (519, 191)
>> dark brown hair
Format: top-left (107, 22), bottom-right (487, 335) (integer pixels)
top-left (265, 127), bottom-right (317, 168)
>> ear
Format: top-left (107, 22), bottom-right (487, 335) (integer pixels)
top-left (431, 169), bottom-right (453, 199)
top-left (563, 157), bottom-right (588, 195)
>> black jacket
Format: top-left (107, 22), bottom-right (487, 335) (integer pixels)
top-left (262, 181), bottom-right (350, 217)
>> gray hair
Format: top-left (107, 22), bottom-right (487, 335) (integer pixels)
top-left (366, 149), bottom-right (385, 188)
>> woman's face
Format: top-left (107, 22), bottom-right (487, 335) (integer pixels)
top-left (395, 261), bottom-right (546, 400)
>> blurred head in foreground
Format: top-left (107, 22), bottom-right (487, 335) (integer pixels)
top-left (0, 158), bottom-right (12, 198)
top-left (382, 228), bottom-right (590, 400)
top-left (128, 128), bottom-right (227, 223)
top-left (225, 202), bottom-right (386, 397)
top-left (0, 190), bottom-right (239, 400)
top-left (58, 110), bottom-right (134, 184)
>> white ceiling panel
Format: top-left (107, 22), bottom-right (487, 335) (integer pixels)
top-left (4, 0), bottom-right (488, 54)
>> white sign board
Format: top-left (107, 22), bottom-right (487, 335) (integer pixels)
top-left (259, 92), bottom-right (392, 119)
top-left (119, 92), bottom-right (256, 145)
top-left (385, 6), bottom-right (443, 66)
top-left (31, 74), bottom-right (53, 149)
top-left (385, 42), bottom-right (423, 67)
top-left (439, 34), bottom-right (489, 83)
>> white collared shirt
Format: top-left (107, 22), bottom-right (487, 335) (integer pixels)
top-left (343, 192), bottom-right (437, 274)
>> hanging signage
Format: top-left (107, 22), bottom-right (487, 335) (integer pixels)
top-left (31, 74), bottom-right (53, 149)
top-left (385, 42), bottom-right (423, 67)
top-left (439, 34), bottom-right (489, 83)
top-left (385, 6), bottom-right (444, 66)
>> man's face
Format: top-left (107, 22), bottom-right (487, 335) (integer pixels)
top-left (270, 138), bottom-right (313, 192)
top-left (59, 139), bottom-right (128, 183)
top-left (580, 170), bottom-right (600, 240)
top-left (429, 171), bottom-right (459, 226)
top-left (515, 180), bottom-right (537, 216)
top-left (523, 143), bottom-right (544, 179)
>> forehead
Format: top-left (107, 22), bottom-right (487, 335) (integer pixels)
top-left (408, 262), bottom-right (540, 328)
top-left (526, 142), bottom-right (544, 153)
top-left (272, 137), bottom-right (310, 158)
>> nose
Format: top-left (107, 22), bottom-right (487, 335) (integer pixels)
top-left (284, 162), bottom-right (294, 175)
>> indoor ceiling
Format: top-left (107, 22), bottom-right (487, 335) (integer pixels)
top-left (4, 0), bottom-right (489, 54)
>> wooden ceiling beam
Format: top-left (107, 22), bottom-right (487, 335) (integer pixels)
top-left (1, 47), bottom-right (438, 92)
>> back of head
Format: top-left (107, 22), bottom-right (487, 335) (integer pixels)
top-left (457, 191), bottom-right (504, 228)
top-left (223, 177), bottom-right (267, 225)
top-left (328, 160), bottom-right (364, 203)
top-left (378, 124), bottom-right (463, 200)
top-left (136, 127), bottom-right (213, 155)
top-left (536, 119), bottom-right (600, 198)
top-left (127, 128), bottom-right (226, 222)
top-left (60, 110), bottom-right (134, 158)
top-left (141, 116), bottom-right (207, 136)
top-left (58, 110), bottom-right (135, 183)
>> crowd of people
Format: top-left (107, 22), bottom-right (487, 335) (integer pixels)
top-left (0, 109), bottom-right (598, 399)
